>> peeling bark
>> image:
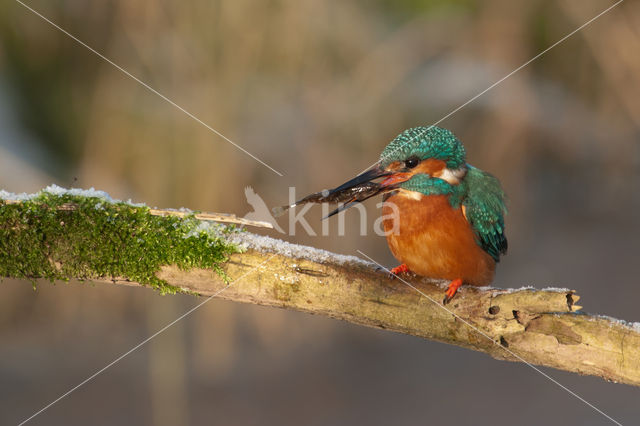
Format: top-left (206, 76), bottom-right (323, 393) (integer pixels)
top-left (2, 191), bottom-right (639, 387)
top-left (125, 249), bottom-right (638, 387)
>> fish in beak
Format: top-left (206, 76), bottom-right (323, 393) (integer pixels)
top-left (272, 163), bottom-right (412, 218)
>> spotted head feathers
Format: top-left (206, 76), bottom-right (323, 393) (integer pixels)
top-left (380, 126), bottom-right (466, 170)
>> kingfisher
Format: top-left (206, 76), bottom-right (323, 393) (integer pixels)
top-left (280, 126), bottom-right (507, 304)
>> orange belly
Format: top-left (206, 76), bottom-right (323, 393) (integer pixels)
top-left (382, 192), bottom-right (495, 286)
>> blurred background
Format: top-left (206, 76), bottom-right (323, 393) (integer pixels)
top-left (1, 0), bottom-right (639, 424)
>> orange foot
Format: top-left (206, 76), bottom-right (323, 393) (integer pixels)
top-left (443, 278), bottom-right (463, 305)
top-left (389, 263), bottom-right (411, 278)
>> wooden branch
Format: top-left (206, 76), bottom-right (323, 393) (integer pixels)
top-left (107, 246), bottom-right (639, 387)
top-left (3, 199), bottom-right (273, 228)
top-left (147, 208), bottom-right (272, 228)
top-left (2, 189), bottom-right (639, 387)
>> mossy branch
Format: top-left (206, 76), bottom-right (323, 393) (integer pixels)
top-left (1, 188), bottom-right (639, 387)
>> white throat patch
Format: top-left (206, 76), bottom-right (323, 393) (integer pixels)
top-left (436, 166), bottom-right (467, 185)
top-left (397, 188), bottom-right (423, 200)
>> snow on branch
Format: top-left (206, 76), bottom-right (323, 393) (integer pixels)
top-left (1, 187), bottom-right (639, 387)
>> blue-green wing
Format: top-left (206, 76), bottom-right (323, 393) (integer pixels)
top-left (462, 165), bottom-right (508, 262)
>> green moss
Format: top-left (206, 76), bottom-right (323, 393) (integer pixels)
top-left (0, 192), bottom-right (242, 294)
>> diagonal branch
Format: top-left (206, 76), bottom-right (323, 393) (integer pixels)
top-left (1, 187), bottom-right (639, 387)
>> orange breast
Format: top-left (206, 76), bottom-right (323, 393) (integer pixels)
top-left (382, 192), bottom-right (495, 286)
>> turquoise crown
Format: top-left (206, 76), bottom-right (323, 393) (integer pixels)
top-left (379, 126), bottom-right (466, 169)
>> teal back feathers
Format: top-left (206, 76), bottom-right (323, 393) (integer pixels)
top-left (462, 166), bottom-right (508, 262)
top-left (380, 126), bottom-right (466, 169)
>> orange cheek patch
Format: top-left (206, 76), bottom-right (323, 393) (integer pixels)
top-left (381, 172), bottom-right (411, 187)
top-left (414, 159), bottom-right (446, 176)
top-left (384, 158), bottom-right (446, 180)
top-left (386, 161), bottom-right (405, 172)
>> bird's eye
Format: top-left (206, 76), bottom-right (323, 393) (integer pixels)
top-left (405, 156), bottom-right (420, 169)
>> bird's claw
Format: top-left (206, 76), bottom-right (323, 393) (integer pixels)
top-left (388, 264), bottom-right (411, 279)
top-left (442, 278), bottom-right (463, 305)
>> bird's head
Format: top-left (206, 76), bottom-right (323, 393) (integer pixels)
top-left (380, 126), bottom-right (466, 172)
top-left (376, 126), bottom-right (467, 189)
top-left (322, 127), bottom-right (468, 215)
top-left (275, 126), bottom-right (469, 218)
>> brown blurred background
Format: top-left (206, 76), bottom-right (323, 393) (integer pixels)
top-left (1, 0), bottom-right (639, 425)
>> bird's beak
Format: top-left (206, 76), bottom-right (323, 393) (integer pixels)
top-left (322, 163), bottom-right (410, 218)
top-left (272, 163), bottom-right (412, 219)
top-left (330, 163), bottom-right (391, 194)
